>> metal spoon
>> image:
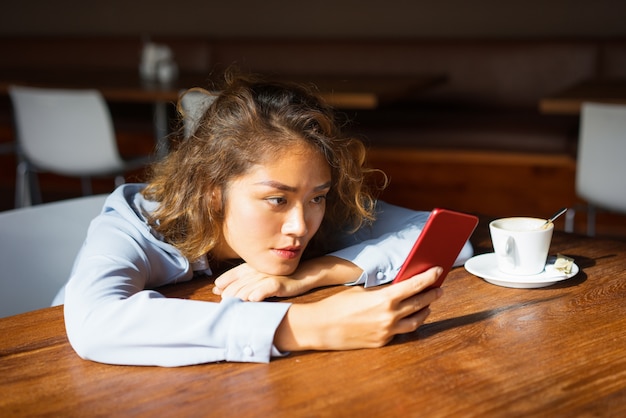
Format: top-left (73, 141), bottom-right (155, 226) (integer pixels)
top-left (542, 207), bottom-right (568, 228)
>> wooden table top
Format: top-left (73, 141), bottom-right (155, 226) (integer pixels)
top-left (2, 222), bottom-right (625, 417)
top-left (0, 70), bottom-right (445, 110)
top-left (539, 78), bottom-right (626, 115)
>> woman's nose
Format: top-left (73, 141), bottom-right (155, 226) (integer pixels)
top-left (282, 206), bottom-right (308, 237)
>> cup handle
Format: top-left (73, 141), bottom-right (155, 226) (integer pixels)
top-left (504, 236), bottom-right (514, 256)
top-left (504, 236), bottom-right (517, 267)
top-left (498, 236), bottom-right (516, 266)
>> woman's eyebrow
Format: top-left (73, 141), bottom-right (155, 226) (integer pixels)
top-left (314, 181), bottom-right (333, 191)
top-left (255, 180), bottom-right (332, 192)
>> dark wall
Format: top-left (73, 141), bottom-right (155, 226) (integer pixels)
top-left (1, 0), bottom-right (626, 39)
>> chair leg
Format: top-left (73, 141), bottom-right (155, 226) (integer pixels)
top-left (586, 204), bottom-right (596, 237)
top-left (154, 102), bottom-right (169, 159)
top-left (564, 207), bottom-right (576, 233)
top-left (80, 177), bottom-right (93, 196)
top-left (15, 161), bottom-right (30, 208)
top-left (29, 170), bottom-right (42, 205)
top-left (15, 162), bottom-right (42, 207)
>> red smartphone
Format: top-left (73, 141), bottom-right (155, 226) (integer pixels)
top-left (391, 208), bottom-right (478, 288)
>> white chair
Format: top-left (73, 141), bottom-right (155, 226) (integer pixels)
top-left (179, 88), bottom-right (216, 139)
top-left (9, 85), bottom-right (152, 208)
top-left (0, 194), bottom-right (107, 318)
top-left (564, 102), bottom-right (626, 236)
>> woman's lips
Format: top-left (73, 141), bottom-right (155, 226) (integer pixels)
top-left (272, 247), bottom-right (302, 259)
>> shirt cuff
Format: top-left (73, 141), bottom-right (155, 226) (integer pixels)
top-left (223, 297), bottom-right (291, 363)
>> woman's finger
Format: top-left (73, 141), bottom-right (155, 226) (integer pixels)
top-left (384, 266), bottom-right (443, 302)
top-left (393, 307), bottom-right (432, 335)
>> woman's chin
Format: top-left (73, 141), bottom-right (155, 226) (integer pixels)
top-left (255, 261), bottom-right (299, 277)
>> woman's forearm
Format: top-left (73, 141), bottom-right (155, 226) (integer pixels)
top-left (292, 256), bottom-right (365, 291)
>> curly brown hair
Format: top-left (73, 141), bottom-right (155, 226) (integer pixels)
top-left (142, 72), bottom-right (385, 262)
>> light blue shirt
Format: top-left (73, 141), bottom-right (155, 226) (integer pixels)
top-left (63, 184), bottom-right (472, 367)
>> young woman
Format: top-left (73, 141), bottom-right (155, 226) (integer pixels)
top-left (62, 73), bottom-right (473, 367)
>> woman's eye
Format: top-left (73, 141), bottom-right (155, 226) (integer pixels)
top-left (266, 197), bottom-right (287, 206)
top-left (311, 195), bottom-right (327, 204)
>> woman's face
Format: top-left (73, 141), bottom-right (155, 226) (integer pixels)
top-left (215, 142), bottom-right (332, 276)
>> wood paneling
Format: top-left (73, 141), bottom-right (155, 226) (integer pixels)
top-left (366, 147), bottom-right (626, 239)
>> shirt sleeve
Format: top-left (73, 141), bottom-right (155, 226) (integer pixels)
top-left (329, 202), bottom-right (474, 287)
top-left (63, 212), bottom-right (290, 367)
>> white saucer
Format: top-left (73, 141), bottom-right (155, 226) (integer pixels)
top-left (464, 253), bottom-right (579, 289)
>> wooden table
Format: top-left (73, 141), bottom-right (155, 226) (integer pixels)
top-left (539, 78), bottom-right (626, 114)
top-left (2, 223), bottom-right (625, 417)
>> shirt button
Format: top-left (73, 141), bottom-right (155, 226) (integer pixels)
top-left (376, 271), bottom-right (385, 281)
top-left (243, 345), bottom-right (254, 357)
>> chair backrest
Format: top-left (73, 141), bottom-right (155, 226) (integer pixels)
top-left (577, 102), bottom-right (626, 214)
top-left (9, 85), bottom-right (125, 176)
top-left (0, 194), bottom-right (108, 318)
top-left (179, 89), bottom-right (216, 139)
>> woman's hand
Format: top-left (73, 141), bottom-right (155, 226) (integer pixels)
top-left (274, 266), bottom-right (444, 352)
top-left (213, 263), bottom-right (309, 301)
top-left (213, 256), bottom-right (365, 301)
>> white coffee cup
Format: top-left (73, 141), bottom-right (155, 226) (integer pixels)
top-left (489, 217), bottom-right (553, 276)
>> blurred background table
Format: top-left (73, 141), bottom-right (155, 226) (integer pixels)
top-left (0, 70), bottom-right (445, 109)
top-left (0, 69), bottom-right (446, 156)
top-left (539, 78), bottom-right (626, 114)
top-left (2, 221), bottom-right (625, 417)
